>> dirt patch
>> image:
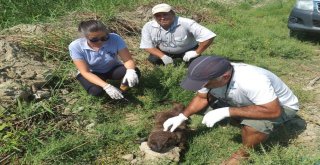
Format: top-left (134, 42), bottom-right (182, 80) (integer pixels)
top-left (125, 113), bottom-right (140, 125)
top-left (0, 36), bottom-right (55, 107)
top-left (292, 51), bottom-right (320, 150)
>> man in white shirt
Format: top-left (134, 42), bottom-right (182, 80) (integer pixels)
top-left (163, 56), bottom-right (299, 164)
top-left (140, 3), bottom-right (216, 65)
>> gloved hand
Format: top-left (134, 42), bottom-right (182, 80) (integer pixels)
top-left (202, 107), bottom-right (230, 127)
top-left (161, 55), bottom-right (173, 65)
top-left (183, 50), bottom-right (199, 62)
top-left (163, 113), bottom-right (188, 132)
top-left (122, 69), bottom-right (139, 87)
top-left (103, 84), bottom-right (124, 99)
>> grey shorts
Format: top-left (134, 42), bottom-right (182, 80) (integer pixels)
top-left (205, 106), bottom-right (298, 134)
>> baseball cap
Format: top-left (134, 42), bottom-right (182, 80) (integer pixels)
top-left (152, 3), bottom-right (172, 15)
top-left (180, 56), bottom-right (232, 91)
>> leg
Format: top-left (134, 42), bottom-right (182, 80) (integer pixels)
top-left (76, 74), bottom-right (104, 96)
top-left (105, 65), bottom-right (127, 80)
top-left (221, 126), bottom-right (269, 165)
top-left (222, 107), bottom-right (297, 165)
top-left (242, 125), bottom-right (269, 148)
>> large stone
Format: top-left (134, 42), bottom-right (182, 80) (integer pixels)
top-left (139, 142), bottom-right (180, 162)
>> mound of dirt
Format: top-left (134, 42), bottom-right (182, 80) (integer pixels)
top-left (0, 36), bottom-right (54, 107)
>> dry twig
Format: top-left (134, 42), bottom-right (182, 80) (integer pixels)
top-left (0, 152), bottom-right (16, 164)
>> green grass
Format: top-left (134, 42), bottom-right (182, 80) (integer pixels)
top-left (0, 0), bottom-right (145, 30)
top-left (1, 0), bottom-right (320, 164)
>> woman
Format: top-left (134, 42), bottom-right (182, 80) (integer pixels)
top-left (69, 20), bottom-right (140, 99)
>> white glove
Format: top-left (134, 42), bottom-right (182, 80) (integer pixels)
top-left (103, 84), bottom-right (124, 99)
top-left (161, 55), bottom-right (173, 65)
top-left (163, 113), bottom-right (188, 132)
top-left (202, 107), bottom-right (230, 127)
top-left (122, 69), bottom-right (139, 87)
top-left (183, 51), bottom-right (199, 62)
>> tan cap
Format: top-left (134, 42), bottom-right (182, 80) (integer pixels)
top-left (152, 3), bottom-right (172, 15)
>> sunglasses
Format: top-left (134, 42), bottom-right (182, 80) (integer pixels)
top-left (88, 35), bottom-right (109, 42)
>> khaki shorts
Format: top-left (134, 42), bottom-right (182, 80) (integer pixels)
top-left (205, 106), bottom-right (298, 134)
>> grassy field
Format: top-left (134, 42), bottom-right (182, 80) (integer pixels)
top-left (1, 0), bottom-right (320, 164)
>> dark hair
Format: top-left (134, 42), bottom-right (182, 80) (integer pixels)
top-left (78, 20), bottom-right (109, 35)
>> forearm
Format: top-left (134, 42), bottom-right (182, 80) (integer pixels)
top-left (118, 48), bottom-right (136, 69)
top-left (195, 38), bottom-right (214, 54)
top-left (145, 48), bottom-right (165, 58)
top-left (123, 59), bottom-right (136, 69)
top-left (182, 94), bottom-right (208, 117)
top-left (229, 102), bottom-right (281, 119)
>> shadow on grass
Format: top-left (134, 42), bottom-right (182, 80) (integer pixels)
top-left (266, 115), bottom-right (307, 147)
top-left (290, 32), bottom-right (320, 44)
top-left (228, 115), bottom-right (307, 147)
top-left (179, 115), bottom-right (307, 163)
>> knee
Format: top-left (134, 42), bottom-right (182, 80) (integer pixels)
top-left (241, 125), bottom-right (269, 148)
top-left (242, 125), bottom-right (261, 134)
top-left (87, 86), bottom-right (103, 96)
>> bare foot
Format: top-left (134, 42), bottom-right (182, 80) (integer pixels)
top-left (220, 149), bottom-right (249, 165)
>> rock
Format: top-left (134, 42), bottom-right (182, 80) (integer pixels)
top-left (130, 158), bottom-right (138, 164)
top-left (16, 90), bottom-right (32, 101)
top-left (62, 108), bottom-right (71, 115)
top-left (85, 123), bottom-right (95, 131)
top-left (6, 68), bottom-right (18, 78)
top-left (33, 90), bottom-right (50, 99)
top-left (121, 154), bottom-right (135, 161)
top-left (0, 76), bottom-right (6, 83)
top-left (31, 81), bottom-right (47, 92)
top-left (65, 97), bottom-right (77, 105)
top-left (0, 40), bottom-right (15, 61)
top-left (139, 142), bottom-right (180, 162)
top-left (61, 89), bottom-right (69, 95)
top-left (20, 70), bottom-right (36, 79)
top-left (78, 106), bottom-right (84, 111)
top-left (0, 81), bottom-right (22, 101)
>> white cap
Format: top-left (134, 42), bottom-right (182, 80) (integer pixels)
top-left (152, 3), bottom-right (172, 15)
